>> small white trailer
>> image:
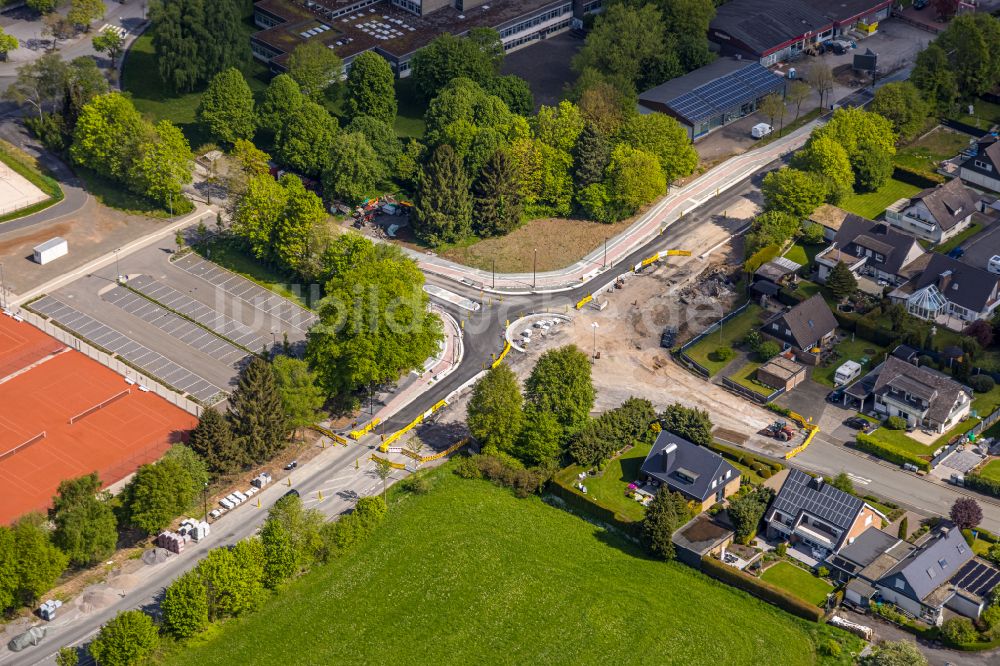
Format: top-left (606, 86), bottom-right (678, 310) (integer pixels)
top-left (33, 237), bottom-right (68, 265)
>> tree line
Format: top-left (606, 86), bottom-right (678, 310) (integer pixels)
top-left (84, 490), bottom-right (389, 666)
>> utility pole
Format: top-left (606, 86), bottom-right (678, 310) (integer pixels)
top-left (591, 322), bottom-right (599, 359)
top-left (492, 258), bottom-right (495, 290)
top-left (604, 237), bottom-right (608, 268)
top-left (202, 482), bottom-right (208, 522)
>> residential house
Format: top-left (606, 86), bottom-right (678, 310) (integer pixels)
top-left (639, 431), bottom-right (741, 512)
top-left (671, 512), bottom-right (736, 570)
top-left (759, 294), bottom-right (838, 365)
top-left (843, 356), bottom-right (972, 433)
top-left (765, 469), bottom-right (885, 556)
top-left (876, 523), bottom-right (975, 624)
top-left (889, 253), bottom-right (1000, 326)
top-left (815, 216), bottom-right (926, 288)
top-left (959, 134), bottom-right (1000, 193)
top-left (828, 526), bottom-right (909, 586)
top-left (885, 178), bottom-right (978, 245)
top-left (807, 204), bottom-right (851, 242)
top-left (708, 0), bottom-right (891, 66)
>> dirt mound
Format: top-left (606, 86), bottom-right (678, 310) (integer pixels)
top-left (141, 547), bottom-right (171, 566)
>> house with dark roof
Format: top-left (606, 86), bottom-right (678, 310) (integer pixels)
top-left (708, 0), bottom-right (891, 66)
top-left (760, 294), bottom-right (838, 365)
top-left (765, 469), bottom-right (884, 555)
top-left (637, 58), bottom-right (786, 141)
top-left (959, 134), bottom-right (1000, 194)
top-left (828, 526), bottom-right (908, 584)
top-left (889, 253), bottom-right (1000, 326)
top-left (885, 178), bottom-right (978, 245)
top-left (815, 216), bottom-right (926, 288)
top-left (843, 356), bottom-right (972, 433)
top-left (639, 431), bottom-right (741, 512)
top-left (876, 523), bottom-right (975, 624)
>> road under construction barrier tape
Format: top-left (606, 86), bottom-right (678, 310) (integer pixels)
top-left (348, 418), bottom-right (380, 440)
top-left (308, 424), bottom-right (348, 445)
top-left (785, 425), bottom-right (819, 460)
top-left (575, 294), bottom-right (593, 310)
top-left (370, 453), bottom-right (406, 470)
top-left (640, 252), bottom-right (660, 268)
top-left (491, 342), bottom-right (511, 369)
top-left (665, 249), bottom-right (692, 256)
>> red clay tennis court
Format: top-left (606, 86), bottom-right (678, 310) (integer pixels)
top-left (0, 315), bottom-right (196, 524)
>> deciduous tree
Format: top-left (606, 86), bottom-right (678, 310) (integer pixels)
top-left (130, 119), bottom-right (194, 209)
top-left (288, 40), bottom-right (343, 101)
top-left (950, 497), bottom-right (983, 530)
top-left (0, 28), bottom-right (18, 61)
top-left (572, 4), bottom-right (673, 93)
top-left (196, 545), bottom-right (262, 619)
top-left (729, 486), bottom-right (772, 544)
top-left (322, 131), bottom-right (381, 204)
top-left (911, 43), bottom-right (958, 114)
top-left (151, 0), bottom-right (245, 92)
top-left (258, 74), bottom-right (304, 135)
top-left (484, 74), bottom-right (534, 115)
top-left (120, 457), bottom-right (194, 534)
top-left (88, 610), bottom-right (158, 666)
top-left (761, 168), bottom-right (826, 218)
top-left (515, 406), bottom-right (563, 466)
top-left (275, 100), bottom-right (338, 177)
top-left (870, 81), bottom-right (929, 141)
top-left (792, 135), bottom-right (854, 203)
top-left (50, 473), bottom-right (117, 567)
top-left (659, 404), bottom-right (713, 447)
top-left (345, 114), bottom-right (400, 175)
top-left (525, 345), bottom-right (594, 434)
top-left (467, 364), bottom-right (524, 456)
top-left (68, 0), bottom-right (104, 30)
top-left (3, 514), bottom-right (68, 610)
top-left (618, 112), bottom-right (697, 186)
top-left (91, 29), bottom-right (123, 66)
top-left (867, 640), bottom-right (928, 666)
top-left (272, 356), bottom-right (325, 438)
top-left (411, 32), bottom-right (499, 100)
top-left (805, 62), bottom-right (834, 110)
top-left (197, 68), bottom-right (256, 145)
top-left (532, 101), bottom-right (584, 154)
top-left (161, 571), bottom-right (209, 638)
top-left (787, 79), bottom-right (811, 120)
top-left (604, 144), bottom-right (665, 217)
top-left (345, 51), bottom-right (396, 124)
top-left (758, 93), bottom-right (786, 131)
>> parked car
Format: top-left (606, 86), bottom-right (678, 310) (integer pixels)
top-left (660, 326), bottom-right (677, 348)
top-left (826, 390), bottom-right (844, 403)
top-left (948, 247), bottom-right (965, 259)
top-left (914, 0), bottom-right (928, 8)
top-left (844, 417), bottom-right (872, 432)
top-left (283, 488), bottom-right (300, 499)
top-left (285, 460), bottom-right (298, 470)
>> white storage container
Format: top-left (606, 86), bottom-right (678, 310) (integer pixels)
top-left (33, 237), bottom-right (68, 265)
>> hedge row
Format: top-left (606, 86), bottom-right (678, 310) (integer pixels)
top-left (965, 473), bottom-right (1000, 499)
top-left (707, 440), bottom-right (784, 473)
top-left (893, 164), bottom-right (946, 188)
top-left (700, 555), bottom-right (825, 622)
top-left (855, 433), bottom-right (931, 472)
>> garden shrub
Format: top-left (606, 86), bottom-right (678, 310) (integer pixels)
top-left (744, 330), bottom-right (763, 350)
top-left (756, 341), bottom-right (781, 361)
top-left (400, 474), bottom-right (430, 494)
top-left (710, 346), bottom-right (734, 362)
top-left (459, 454), bottom-right (546, 498)
top-left (898, 517), bottom-right (908, 540)
top-left (965, 473), bottom-right (1000, 498)
top-left (969, 375), bottom-right (996, 393)
top-left (819, 638), bottom-right (841, 657)
top-left (817, 566), bottom-right (829, 578)
top-left (775, 542), bottom-right (787, 557)
top-left (941, 617), bottom-right (979, 645)
top-left (917, 354), bottom-right (935, 368)
top-left (885, 416), bottom-right (907, 430)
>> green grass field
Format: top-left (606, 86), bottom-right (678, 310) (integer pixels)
top-left (866, 426), bottom-right (936, 456)
top-left (783, 243), bottom-right (823, 268)
top-left (193, 239), bottom-right (314, 309)
top-left (563, 443), bottom-right (652, 522)
top-left (394, 77), bottom-right (426, 138)
top-left (162, 470), bottom-right (859, 665)
top-left (760, 562), bottom-right (834, 607)
top-left (981, 460), bottom-right (1000, 483)
top-left (839, 178), bottom-right (921, 220)
top-left (121, 14), bottom-right (269, 150)
top-left (730, 361), bottom-right (773, 396)
top-left (684, 305), bottom-right (762, 376)
top-left (894, 127), bottom-right (972, 174)
top-left (952, 100), bottom-right (1000, 132)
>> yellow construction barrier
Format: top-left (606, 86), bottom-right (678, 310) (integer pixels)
top-left (401, 448), bottom-right (423, 461)
top-left (640, 252), bottom-right (660, 268)
top-left (665, 249), bottom-right (692, 256)
top-left (307, 424), bottom-right (348, 445)
top-left (420, 438), bottom-right (470, 463)
top-left (370, 453), bottom-right (406, 470)
top-left (575, 294), bottom-right (593, 310)
top-left (785, 425), bottom-right (819, 460)
top-left (348, 418), bottom-right (380, 440)
top-left (491, 342), bottom-right (511, 368)
top-left (379, 399), bottom-right (450, 452)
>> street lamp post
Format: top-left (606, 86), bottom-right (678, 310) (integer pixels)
top-left (591, 322), bottom-right (599, 359)
top-left (202, 482), bottom-right (209, 522)
top-left (532, 248), bottom-right (537, 290)
top-left (604, 237), bottom-right (608, 268)
top-left (492, 258), bottom-right (495, 290)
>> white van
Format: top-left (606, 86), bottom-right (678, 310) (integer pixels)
top-left (988, 255), bottom-right (1000, 275)
top-left (751, 123), bottom-right (773, 139)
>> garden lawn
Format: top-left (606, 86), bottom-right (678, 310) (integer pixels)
top-left (893, 127), bottom-right (973, 174)
top-left (952, 100), bottom-right (1000, 132)
top-left (811, 338), bottom-right (885, 388)
top-left (562, 442), bottom-right (652, 522)
top-left (394, 77), bottom-right (426, 138)
top-left (839, 178), bottom-right (921, 220)
top-left (760, 562), bottom-right (834, 607)
top-left (783, 243), bottom-right (823, 268)
top-left (935, 223), bottom-right (983, 255)
top-left (684, 305), bottom-right (763, 376)
top-left (162, 471), bottom-right (858, 666)
top-left (980, 460), bottom-right (1000, 483)
top-left (730, 361), bottom-right (773, 397)
top-left (866, 427), bottom-right (935, 457)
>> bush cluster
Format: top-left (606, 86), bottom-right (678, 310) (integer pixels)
top-left (454, 454), bottom-right (549, 498)
top-left (855, 433), bottom-right (930, 472)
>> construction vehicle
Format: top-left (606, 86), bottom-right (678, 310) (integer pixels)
top-left (765, 421), bottom-right (795, 442)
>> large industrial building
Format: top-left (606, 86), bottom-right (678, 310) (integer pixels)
top-left (638, 58), bottom-right (786, 140)
top-left (252, 0), bottom-right (600, 75)
top-left (708, 0), bottom-right (892, 65)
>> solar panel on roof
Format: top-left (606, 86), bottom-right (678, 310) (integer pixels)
top-left (663, 63), bottom-right (784, 123)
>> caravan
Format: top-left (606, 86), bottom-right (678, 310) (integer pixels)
top-left (834, 360), bottom-right (862, 387)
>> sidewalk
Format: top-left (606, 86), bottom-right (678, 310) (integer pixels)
top-left (409, 118), bottom-right (821, 294)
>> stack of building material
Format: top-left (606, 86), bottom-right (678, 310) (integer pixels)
top-left (156, 531), bottom-right (184, 553)
top-left (38, 599), bottom-right (62, 621)
top-left (178, 518), bottom-right (210, 541)
top-left (251, 472), bottom-right (272, 488)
